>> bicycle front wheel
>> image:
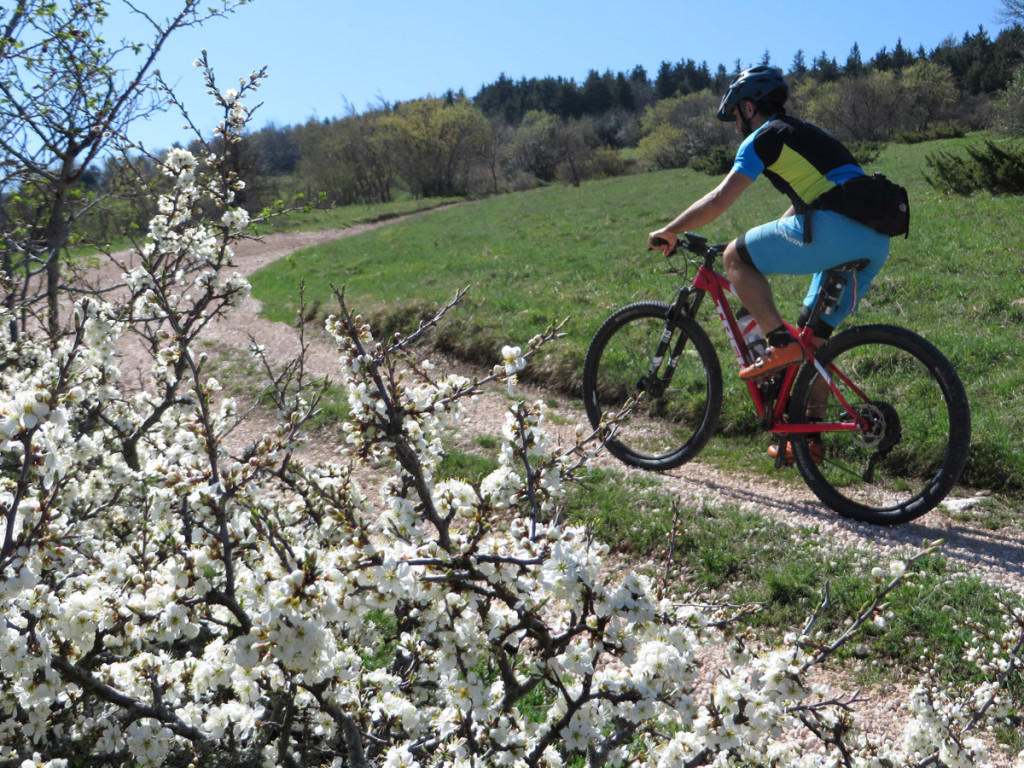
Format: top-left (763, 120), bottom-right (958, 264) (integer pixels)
top-left (788, 324), bottom-right (971, 525)
top-left (582, 301), bottom-right (722, 471)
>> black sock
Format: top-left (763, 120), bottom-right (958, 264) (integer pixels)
top-left (766, 326), bottom-right (792, 347)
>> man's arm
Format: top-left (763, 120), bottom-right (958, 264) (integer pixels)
top-left (649, 170), bottom-right (754, 250)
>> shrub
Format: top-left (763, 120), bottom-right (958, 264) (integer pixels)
top-left (636, 124), bottom-right (691, 170)
top-left (926, 139), bottom-right (1024, 195)
top-left (893, 121), bottom-right (969, 144)
top-left (692, 143), bottom-right (734, 176)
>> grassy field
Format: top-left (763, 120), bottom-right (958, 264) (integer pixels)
top-left (250, 135), bottom-right (1024, 498)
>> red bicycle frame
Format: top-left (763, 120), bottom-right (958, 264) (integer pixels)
top-left (688, 261), bottom-right (868, 438)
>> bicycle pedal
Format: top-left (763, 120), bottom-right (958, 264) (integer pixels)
top-left (770, 441), bottom-right (792, 469)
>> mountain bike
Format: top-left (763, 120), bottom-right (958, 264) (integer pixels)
top-left (581, 232), bottom-right (971, 526)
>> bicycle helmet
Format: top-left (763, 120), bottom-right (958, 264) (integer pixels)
top-left (717, 66), bottom-right (789, 122)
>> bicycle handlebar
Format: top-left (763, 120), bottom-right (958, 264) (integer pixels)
top-left (651, 232), bottom-right (722, 261)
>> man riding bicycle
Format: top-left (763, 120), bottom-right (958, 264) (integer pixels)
top-left (648, 66), bottom-right (891, 387)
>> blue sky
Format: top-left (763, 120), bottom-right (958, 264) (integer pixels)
top-left (116, 0), bottom-right (1011, 149)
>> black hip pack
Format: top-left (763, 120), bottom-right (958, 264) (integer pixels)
top-left (810, 173), bottom-right (910, 239)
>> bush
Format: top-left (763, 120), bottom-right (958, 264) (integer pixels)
top-left (692, 144), bottom-right (734, 176)
top-left (926, 139), bottom-right (1024, 195)
top-left (893, 121), bottom-right (969, 144)
top-left (636, 124), bottom-right (691, 170)
top-left (580, 146), bottom-right (635, 180)
top-left (845, 140), bottom-right (884, 166)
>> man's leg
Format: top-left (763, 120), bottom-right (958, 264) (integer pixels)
top-left (723, 239), bottom-right (784, 332)
top-left (724, 239), bottom-right (804, 380)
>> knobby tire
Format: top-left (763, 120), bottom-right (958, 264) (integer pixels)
top-left (788, 324), bottom-right (971, 525)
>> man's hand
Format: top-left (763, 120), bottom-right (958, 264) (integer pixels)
top-left (648, 230), bottom-right (678, 255)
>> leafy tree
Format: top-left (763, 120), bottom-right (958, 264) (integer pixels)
top-left (295, 110), bottom-right (395, 206)
top-left (995, 62), bottom-right (1024, 134)
top-left (383, 95), bottom-right (490, 197)
top-left (901, 60), bottom-right (959, 132)
top-left (637, 91), bottom-right (733, 169)
top-left (507, 110), bottom-right (566, 182)
top-left (479, 116), bottom-right (515, 194)
top-left (797, 70), bottom-right (901, 141)
top-left (0, 0), bottom-right (247, 340)
top-left (637, 123), bottom-right (691, 170)
top-left (1001, 0), bottom-right (1024, 21)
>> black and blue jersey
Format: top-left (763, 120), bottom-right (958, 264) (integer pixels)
top-left (733, 115), bottom-right (864, 210)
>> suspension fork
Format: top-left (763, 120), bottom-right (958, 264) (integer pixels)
top-left (640, 286), bottom-right (704, 397)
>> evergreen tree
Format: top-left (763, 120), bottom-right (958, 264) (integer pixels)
top-left (628, 65), bottom-right (655, 110)
top-left (654, 61), bottom-right (677, 99)
top-left (581, 69), bottom-right (615, 114)
top-left (845, 43), bottom-right (864, 76)
top-left (791, 49), bottom-right (809, 79)
top-left (714, 63), bottom-right (731, 93)
top-left (812, 51), bottom-right (842, 82)
top-left (890, 38), bottom-right (917, 70)
top-left (871, 45), bottom-right (894, 71)
top-left (615, 72), bottom-right (636, 112)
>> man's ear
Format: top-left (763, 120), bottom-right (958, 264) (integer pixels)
top-left (742, 99), bottom-right (757, 119)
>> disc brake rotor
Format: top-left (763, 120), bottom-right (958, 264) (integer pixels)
top-left (853, 401), bottom-right (902, 451)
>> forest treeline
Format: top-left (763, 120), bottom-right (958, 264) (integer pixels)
top-left (73, 25), bottom-right (1024, 240)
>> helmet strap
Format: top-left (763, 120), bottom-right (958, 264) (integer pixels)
top-left (739, 100), bottom-right (757, 137)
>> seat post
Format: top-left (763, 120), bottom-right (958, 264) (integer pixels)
top-left (804, 259), bottom-right (868, 330)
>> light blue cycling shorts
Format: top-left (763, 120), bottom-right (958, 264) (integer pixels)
top-left (736, 210), bottom-right (891, 328)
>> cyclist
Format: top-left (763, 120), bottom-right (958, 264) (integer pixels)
top-left (648, 66), bottom-right (891, 387)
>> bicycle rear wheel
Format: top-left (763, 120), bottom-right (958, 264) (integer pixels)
top-left (788, 324), bottom-right (971, 525)
top-left (582, 301), bottom-right (722, 471)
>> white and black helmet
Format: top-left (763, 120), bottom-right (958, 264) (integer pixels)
top-left (717, 66), bottom-right (789, 122)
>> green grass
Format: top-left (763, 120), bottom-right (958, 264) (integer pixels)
top-left (250, 134), bottom-right (1024, 500)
